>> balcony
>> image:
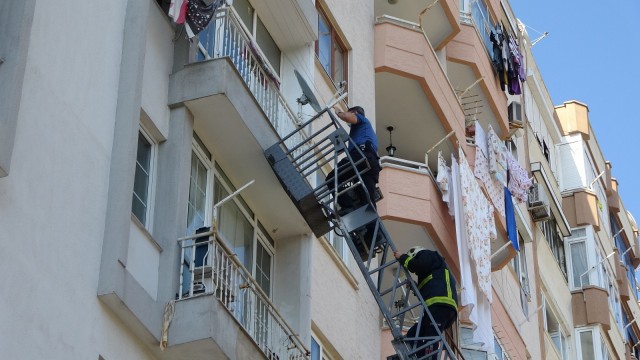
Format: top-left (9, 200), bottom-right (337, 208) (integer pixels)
top-left (169, 230), bottom-right (308, 360)
top-left (571, 287), bottom-right (611, 330)
top-left (617, 260), bottom-right (631, 301)
top-left (373, 17), bottom-right (465, 171)
top-left (376, 157), bottom-right (458, 266)
top-left (168, 9), bottom-right (311, 238)
top-left (529, 139), bottom-right (571, 236)
top-left (447, 7), bottom-right (509, 137)
top-left (374, 0), bottom-right (460, 50)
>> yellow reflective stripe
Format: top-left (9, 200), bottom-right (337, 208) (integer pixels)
top-left (422, 269), bottom-right (457, 308)
top-left (425, 296), bottom-right (458, 308)
top-left (403, 255), bottom-right (414, 269)
top-left (417, 274), bottom-right (433, 290)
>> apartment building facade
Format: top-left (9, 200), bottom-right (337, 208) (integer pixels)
top-left (1, 0), bottom-right (639, 360)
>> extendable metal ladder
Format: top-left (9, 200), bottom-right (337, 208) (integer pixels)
top-left (264, 87), bottom-right (461, 360)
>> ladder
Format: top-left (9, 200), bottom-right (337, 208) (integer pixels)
top-left (264, 86), bottom-right (461, 360)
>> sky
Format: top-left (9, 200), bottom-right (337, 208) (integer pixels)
top-left (509, 0), bottom-right (640, 226)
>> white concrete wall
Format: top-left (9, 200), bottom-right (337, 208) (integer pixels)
top-left (141, 3), bottom-right (174, 140)
top-left (0, 1), bottom-right (156, 359)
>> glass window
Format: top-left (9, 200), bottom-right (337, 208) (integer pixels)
top-left (579, 330), bottom-right (594, 360)
top-left (569, 240), bottom-right (588, 288)
top-left (256, 17), bottom-right (281, 75)
top-left (540, 218), bottom-right (567, 280)
top-left (315, 6), bottom-right (348, 88)
top-left (187, 150), bottom-right (210, 235)
top-left (132, 130), bottom-right (154, 226)
top-left (311, 336), bottom-right (334, 360)
top-left (511, 233), bottom-right (530, 315)
top-left (544, 297), bottom-right (568, 359)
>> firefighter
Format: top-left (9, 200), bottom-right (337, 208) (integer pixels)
top-left (394, 246), bottom-right (458, 358)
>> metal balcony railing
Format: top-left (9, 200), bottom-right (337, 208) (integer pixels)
top-left (193, 8), bottom-right (306, 154)
top-left (178, 231), bottom-right (308, 360)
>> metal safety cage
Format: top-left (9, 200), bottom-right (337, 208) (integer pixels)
top-left (264, 99), bottom-right (462, 359)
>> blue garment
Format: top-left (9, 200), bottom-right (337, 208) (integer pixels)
top-left (505, 187), bottom-right (519, 251)
top-left (348, 113), bottom-right (378, 153)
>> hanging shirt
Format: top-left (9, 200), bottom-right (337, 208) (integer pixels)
top-left (186, 0), bottom-right (224, 38)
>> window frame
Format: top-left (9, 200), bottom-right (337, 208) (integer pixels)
top-left (212, 160), bottom-right (276, 296)
top-left (230, 0), bottom-right (282, 76)
top-left (132, 125), bottom-right (157, 230)
top-left (543, 295), bottom-right (569, 360)
top-left (511, 232), bottom-right (530, 316)
top-left (540, 218), bottom-right (568, 281)
top-left (311, 334), bottom-right (335, 360)
top-left (315, 4), bottom-right (348, 89)
top-left (186, 138), bottom-right (214, 235)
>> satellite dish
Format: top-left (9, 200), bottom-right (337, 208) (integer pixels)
top-left (294, 70), bottom-right (322, 113)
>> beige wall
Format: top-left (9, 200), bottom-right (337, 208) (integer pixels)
top-left (311, 237), bottom-right (381, 359)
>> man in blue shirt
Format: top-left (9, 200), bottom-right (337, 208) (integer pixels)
top-left (327, 106), bottom-right (381, 212)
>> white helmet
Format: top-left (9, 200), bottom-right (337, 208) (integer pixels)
top-left (407, 246), bottom-right (426, 258)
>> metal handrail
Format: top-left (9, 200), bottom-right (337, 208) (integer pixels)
top-left (178, 231), bottom-right (309, 359)
top-left (194, 8), bottom-right (307, 152)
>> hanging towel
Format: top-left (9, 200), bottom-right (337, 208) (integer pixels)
top-left (459, 147), bottom-right (493, 302)
top-left (474, 135), bottom-right (505, 218)
top-left (487, 125), bottom-right (508, 186)
top-left (505, 187), bottom-right (518, 251)
top-left (474, 120), bottom-right (488, 157)
top-left (505, 152), bottom-right (532, 203)
top-left (169, 0), bottom-right (188, 24)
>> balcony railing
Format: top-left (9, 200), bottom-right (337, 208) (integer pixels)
top-left (194, 8), bottom-right (306, 153)
top-left (178, 231), bottom-right (308, 360)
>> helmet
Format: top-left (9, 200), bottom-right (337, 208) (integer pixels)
top-left (407, 246), bottom-right (426, 258)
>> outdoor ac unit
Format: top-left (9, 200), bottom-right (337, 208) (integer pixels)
top-left (508, 101), bottom-right (523, 128)
top-left (528, 183), bottom-right (551, 221)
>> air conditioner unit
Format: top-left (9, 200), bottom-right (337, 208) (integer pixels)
top-left (528, 183), bottom-right (551, 221)
top-left (508, 101), bottom-right (523, 128)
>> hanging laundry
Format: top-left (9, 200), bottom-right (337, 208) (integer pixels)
top-left (504, 187), bottom-right (518, 251)
top-left (474, 120), bottom-right (488, 157)
top-left (507, 36), bottom-right (524, 95)
top-left (437, 151), bottom-right (454, 216)
top-left (169, 0), bottom-right (188, 24)
top-left (490, 23), bottom-right (506, 91)
top-left (505, 151), bottom-right (532, 203)
top-left (459, 147), bottom-right (494, 302)
top-left (473, 122), bottom-right (505, 217)
top-left (487, 125), bottom-right (508, 186)
top-left (185, 0), bottom-right (224, 38)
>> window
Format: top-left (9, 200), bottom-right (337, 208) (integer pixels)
top-left (184, 136), bottom-right (274, 296)
top-left (316, 5), bottom-right (347, 87)
top-left (460, 326), bottom-right (488, 360)
top-left (214, 162), bottom-right (275, 295)
top-left (540, 218), bottom-right (567, 280)
top-left (311, 336), bottom-right (334, 360)
top-left (612, 215), bottom-right (637, 299)
top-left (132, 128), bottom-right (156, 227)
top-left (576, 328), bottom-right (614, 360)
top-left (232, 0), bottom-right (281, 74)
top-left (186, 136), bottom-right (213, 236)
top-left (567, 228), bottom-right (589, 289)
top-left (491, 336), bottom-right (510, 360)
top-left (511, 233), bottom-right (530, 315)
top-left (543, 295), bottom-right (568, 359)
